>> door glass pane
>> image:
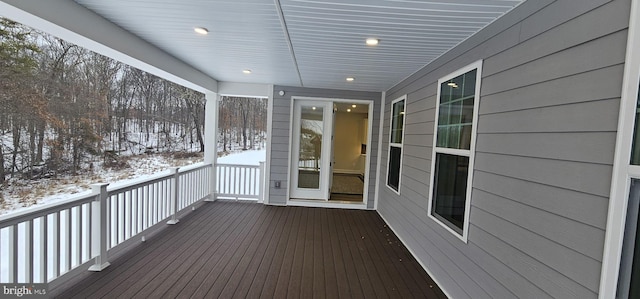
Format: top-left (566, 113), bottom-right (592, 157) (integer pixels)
top-left (432, 153), bottom-right (469, 233)
top-left (298, 106), bottom-right (323, 189)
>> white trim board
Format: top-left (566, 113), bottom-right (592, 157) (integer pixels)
top-left (218, 82), bottom-right (270, 98)
top-left (385, 95), bottom-right (407, 195)
top-left (287, 199), bottom-right (367, 210)
top-left (599, 0), bottom-right (640, 297)
top-left (374, 91), bottom-right (386, 211)
top-left (264, 84), bottom-right (275, 205)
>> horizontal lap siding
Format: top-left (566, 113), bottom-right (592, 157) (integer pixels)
top-left (379, 0), bottom-right (627, 298)
top-left (269, 85), bottom-right (382, 207)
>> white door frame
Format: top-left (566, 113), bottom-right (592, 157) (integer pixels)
top-left (289, 99), bottom-right (333, 200)
top-left (287, 96), bottom-right (373, 209)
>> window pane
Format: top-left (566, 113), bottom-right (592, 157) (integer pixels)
top-left (438, 104), bottom-right (450, 125)
top-left (462, 70), bottom-right (477, 98)
top-left (390, 100), bottom-right (405, 143)
top-left (437, 69), bottom-right (476, 150)
top-left (432, 153), bottom-right (469, 233)
top-left (297, 106), bottom-right (323, 189)
top-left (619, 179), bottom-right (640, 297)
top-left (461, 98), bottom-right (474, 124)
top-left (460, 125), bottom-right (472, 150)
top-left (440, 69), bottom-right (476, 104)
top-left (440, 82), bottom-right (453, 102)
top-left (631, 81), bottom-right (640, 164)
top-left (387, 146), bottom-right (402, 191)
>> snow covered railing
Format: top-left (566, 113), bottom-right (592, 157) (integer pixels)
top-left (215, 162), bottom-right (265, 201)
top-left (0, 163), bottom-right (213, 286)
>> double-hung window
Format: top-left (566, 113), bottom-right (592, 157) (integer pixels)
top-left (387, 95), bottom-right (406, 194)
top-left (428, 61), bottom-right (482, 241)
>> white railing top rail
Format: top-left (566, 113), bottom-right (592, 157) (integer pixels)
top-left (0, 192), bottom-right (95, 228)
top-left (217, 163), bottom-right (260, 168)
top-left (106, 163), bottom-right (211, 194)
top-left (178, 162), bottom-right (210, 172)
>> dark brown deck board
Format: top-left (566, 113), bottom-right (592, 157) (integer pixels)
top-left (257, 206), bottom-right (299, 299)
top-left (63, 202), bottom-right (237, 299)
top-left (115, 202), bottom-right (243, 298)
top-left (200, 203), bottom-right (272, 298)
top-left (228, 206), bottom-right (286, 298)
top-left (282, 207), bottom-right (308, 299)
top-left (125, 202), bottom-right (255, 298)
top-left (354, 210), bottom-right (415, 298)
top-left (319, 208), bottom-right (339, 299)
top-left (53, 200), bottom-right (447, 299)
top-left (177, 203), bottom-right (265, 298)
top-left (345, 210), bottom-right (394, 298)
top-left (158, 205), bottom-right (261, 298)
top-left (338, 209), bottom-right (382, 299)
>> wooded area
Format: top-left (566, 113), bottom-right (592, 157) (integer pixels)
top-left (219, 96), bottom-right (267, 154)
top-left (0, 18), bottom-right (266, 186)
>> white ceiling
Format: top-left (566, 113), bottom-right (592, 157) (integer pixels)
top-left (74, 0), bottom-right (525, 92)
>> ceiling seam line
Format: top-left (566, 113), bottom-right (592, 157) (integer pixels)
top-left (274, 0), bottom-right (304, 87)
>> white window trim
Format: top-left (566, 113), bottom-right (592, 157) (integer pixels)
top-left (599, 0), bottom-right (640, 297)
top-left (427, 60), bottom-right (483, 243)
top-left (386, 95), bottom-right (407, 195)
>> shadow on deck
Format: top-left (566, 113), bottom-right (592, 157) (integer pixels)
top-left (52, 200), bottom-right (446, 298)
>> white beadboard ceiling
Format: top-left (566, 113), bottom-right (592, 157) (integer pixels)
top-left (74, 0), bottom-right (525, 92)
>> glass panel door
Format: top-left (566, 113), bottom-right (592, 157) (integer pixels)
top-left (290, 100), bottom-right (333, 200)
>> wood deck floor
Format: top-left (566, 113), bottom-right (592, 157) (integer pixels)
top-left (54, 200), bottom-right (446, 298)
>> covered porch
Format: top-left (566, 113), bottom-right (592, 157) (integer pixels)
top-left (0, 0), bottom-right (543, 297)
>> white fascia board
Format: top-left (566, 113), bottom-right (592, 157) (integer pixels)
top-left (0, 0), bottom-right (218, 94)
top-left (219, 82), bottom-right (271, 98)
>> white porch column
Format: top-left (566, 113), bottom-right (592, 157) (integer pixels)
top-left (204, 92), bottom-right (219, 201)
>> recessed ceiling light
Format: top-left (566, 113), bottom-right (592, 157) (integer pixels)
top-left (347, 109), bottom-right (352, 112)
top-left (243, 69), bottom-right (252, 74)
top-left (351, 104), bottom-right (357, 108)
top-left (346, 77), bottom-right (355, 82)
top-left (312, 107), bottom-right (316, 110)
top-left (194, 27), bottom-right (209, 35)
top-left (365, 38), bottom-right (379, 46)
top-left (447, 82), bottom-right (458, 88)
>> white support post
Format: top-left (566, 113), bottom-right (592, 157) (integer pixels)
top-left (89, 183), bottom-right (110, 272)
top-left (204, 92), bottom-right (218, 202)
top-left (167, 167), bottom-right (180, 225)
top-left (259, 161), bottom-right (265, 203)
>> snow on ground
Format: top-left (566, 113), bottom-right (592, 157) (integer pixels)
top-left (217, 149), bottom-right (266, 165)
top-left (0, 149), bottom-right (266, 216)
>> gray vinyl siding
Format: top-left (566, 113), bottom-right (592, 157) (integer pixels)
top-left (378, 0), bottom-right (627, 298)
top-left (268, 85), bottom-right (382, 208)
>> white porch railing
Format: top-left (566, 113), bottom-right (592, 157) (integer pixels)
top-left (0, 161), bottom-right (267, 287)
top-left (215, 162), bottom-right (265, 201)
top-left (0, 163), bottom-right (214, 286)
